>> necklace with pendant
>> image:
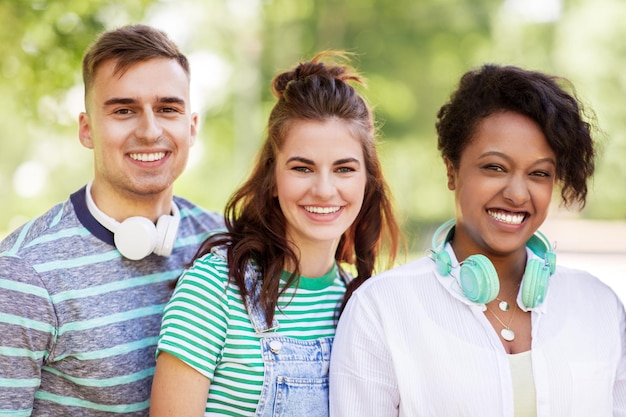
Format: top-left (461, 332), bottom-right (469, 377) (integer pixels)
top-left (487, 301), bottom-right (518, 341)
top-left (497, 299), bottom-right (510, 311)
top-left (495, 282), bottom-right (521, 312)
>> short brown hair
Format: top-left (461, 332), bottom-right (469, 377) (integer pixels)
top-left (82, 24), bottom-right (189, 101)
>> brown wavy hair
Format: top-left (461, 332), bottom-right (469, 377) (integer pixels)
top-left (194, 51), bottom-right (400, 324)
top-left (436, 64), bottom-right (596, 208)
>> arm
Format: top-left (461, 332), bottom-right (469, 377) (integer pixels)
top-left (329, 291), bottom-right (399, 417)
top-left (615, 300), bottom-right (626, 416)
top-left (0, 256), bottom-right (55, 416)
top-left (150, 351), bottom-right (210, 417)
top-left (150, 253), bottom-right (230, 416)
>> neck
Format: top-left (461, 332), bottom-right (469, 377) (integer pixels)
top-left (285, 240), bottom-right (338, 278)
top-left (490, 251), bottom-right (527, 293)
top-left (88, 180), bottom-right (174, 222)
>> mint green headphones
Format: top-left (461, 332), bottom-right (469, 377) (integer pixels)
top-left (431, 219), bottom-right (556, 308)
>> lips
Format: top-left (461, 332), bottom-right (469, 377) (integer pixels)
top-left (303, 205), bottom-right (341, 214)
top-left (129, 152), bottom-right (166, 162)
top-left (487, 209), bottom-right (527, 225)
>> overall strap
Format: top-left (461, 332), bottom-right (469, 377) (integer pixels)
top-left (211, 246), bottom-right (279, 334)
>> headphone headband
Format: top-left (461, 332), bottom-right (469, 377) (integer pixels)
top-left (431, 218), bottom-right (457, 254)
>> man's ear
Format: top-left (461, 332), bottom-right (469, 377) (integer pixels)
top-left (444, 157), bottom-right (457, 191)
top-left (189, 112), bottom-right (198, 147)
top-left (78, 112), bottom-right (94, 149)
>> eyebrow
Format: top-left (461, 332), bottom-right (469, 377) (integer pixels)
top-left (479, 151), bottom-right (556, 166)
top-left (103, 96), bottom-right (186, 106)
top-left (286, 156), bottom-right (362, 166)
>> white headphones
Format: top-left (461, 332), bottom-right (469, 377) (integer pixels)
top-left (85, 181), bottom-right (180, 260)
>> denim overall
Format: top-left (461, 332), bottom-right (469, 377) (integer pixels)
top-left (237, 251), bottom-right (338, 417)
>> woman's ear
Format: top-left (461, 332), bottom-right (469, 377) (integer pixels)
top-left (444, 157), bottom-right (457, 191)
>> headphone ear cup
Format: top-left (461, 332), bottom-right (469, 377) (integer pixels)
top-left (459, 254), bottom-right (499, 304)
top-left (154, 213), bottom-right (180, 257)
top-left (521, 259), bottom-right (551, 308)
top-left (434, 250), bottom-right (452, 276)
top-left (114, 217), bottom-right (158, 261)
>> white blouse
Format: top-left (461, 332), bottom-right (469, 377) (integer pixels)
top-left (329, 245), bottom-right (626, 417)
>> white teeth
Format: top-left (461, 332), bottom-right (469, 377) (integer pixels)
top-left (488, 210), bottom-right (525, 225)
top-left (304, 206), bottom-right (341, 214)
top-left (129, 152), bottom-right (165, 162)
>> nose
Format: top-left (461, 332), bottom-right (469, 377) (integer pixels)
top-left (502, 174), bottom-right (530, 205)
top-left (135, 110), bottom-right (162, 142)
top-left (312, 172), bottom-right (336, 199)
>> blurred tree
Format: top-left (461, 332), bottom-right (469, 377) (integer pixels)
top-left (258, 0), bottom-right (626, 232)
top-left (1, 0), bottom-right (625, 245)
top-left (0, 0), bottom-right (153, 232)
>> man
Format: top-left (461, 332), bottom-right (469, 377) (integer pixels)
top-left (0, 24), bottom-right (223, 416)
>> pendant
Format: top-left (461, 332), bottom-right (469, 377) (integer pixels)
top-left (501, 328), bottom-right (515, 341)
top-left (498, 300), bottom-right (510, 311)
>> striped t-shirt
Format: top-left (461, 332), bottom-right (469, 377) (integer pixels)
top-left (0, 187), bottom-right (223, 416)
top-left (156, 251), bottom-right (346, 416)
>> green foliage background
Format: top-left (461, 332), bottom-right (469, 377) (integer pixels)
top-left (2, 0), bottom-right (625, 251)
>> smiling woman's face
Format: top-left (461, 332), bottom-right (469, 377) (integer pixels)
top-left (273, 118), bottom-right (367, 256)
top-left (446, 110), bottom-right (556, 261)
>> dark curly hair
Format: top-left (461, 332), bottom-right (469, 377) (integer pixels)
top-left (436, 64), bottom-right (596, 208)
top-left (193, 51), bottom-right (401, 324)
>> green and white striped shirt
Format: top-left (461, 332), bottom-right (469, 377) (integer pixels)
top-left (157, 251), bottom-right (346, 416)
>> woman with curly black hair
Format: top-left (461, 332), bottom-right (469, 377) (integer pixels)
top-left (330, 64), bottom-right (625, 416)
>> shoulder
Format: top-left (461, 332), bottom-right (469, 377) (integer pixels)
top-left (173, 196), bottom-right (225, 232)
top-left (169, 249), bottom-right (241, 318)
top-left (194, 247), bottom-right (230, 269)
top-left (353, 256), bottom-right (437, 299)
top-left (339, 257), bottom-right (439, 332)
top-left (0, 200), bottom-right (74, 258)
top-left (546, 265), bottom-right (626, 340)
top-left (178, 248), bottom-right (231, 289)
top-left (551, 264), bottom-right (622, 305)
top-left (0, 201), bottom-right (75, 294)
